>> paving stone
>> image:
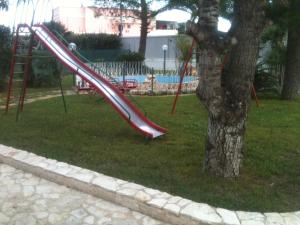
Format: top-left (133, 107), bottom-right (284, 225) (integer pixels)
top-left (86, 206), bottom-right (107, 218)
top-left (71, 208), bottom-right (88, 219)
top-left (163, 203), bottom-right (181, 215)
top-left (110, 218), bottom-right (139, 225)
top-left (144, 188), bottom-right (161, 196)
top-left (12, 151), bottom-right (29, 161)
top-left (83, 215), bottom-right (95, 225)
top-left (241, 221), bottom-right (265, 225)
top-left (117, 188), bottom-right (138, 197)
top-left (23, 185), bottom-right (35, 197)
top-left (67, 170), bottom-right (95, 183)
top-left (66, 215), bottom-right (84, 225)
top-left (97, 217), bottom-right (111, 224)
top-left (33, 212), bottom-right (49, 219)
top-left (13, 214), bottom-right (37, 225)
top-left (167, 196), bottom-right (182, 204)
top-left (281, 213), bottom-right (300, 225)
top-left (265, 212), bottom-right (284, 225)
top-left (92, 176), bottom-right (119, 192)
top-left (237, 211), bottom-right (265, 221)
top-left (7, 184), bottom-right (22, 194)
top-left (36, 185), bottom-right (56, 194)
top-left (216, 208), bottom-right (240, 225)
top-left (53, 166), bottom-right (73, 175)
top-left (181, 203), bottom-right (222, 224)
top-left (132, 211), bottom-right (145, 220)
top-left (0, 164), bottom-right (169, 225)
top-left (121, 182), bottom-right (145, 191)
top-left (142, 216), bottom-right (163, 225)
top-left (0, 212), bottom-right (10, 224)
top-left (135, 190), bottom-right (152, 202)
top-left (147, 198), bottom-right (168, 208)
top-left (22, 176), bottom-right (40, 186)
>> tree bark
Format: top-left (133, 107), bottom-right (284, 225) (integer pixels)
top-left (138, 0), bottom-right (148, 57)
top-left (189, 0), bottom-right (266, 177)
top-left (281, 27), bottom-right (300, 100)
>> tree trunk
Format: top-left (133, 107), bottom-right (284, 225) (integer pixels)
top-left (138, 0), bottom-right (148, 57)
top-left (203, 32), bottom-right (262, 177)
top-left (281, 27), bottom-right (300, 100)
top-left (191, 0), bottom-right (266, 177)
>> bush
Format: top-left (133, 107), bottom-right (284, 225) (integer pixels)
top-left (176, 35), bottom-right (193, 62)
top-left (0, 48), bottom-right (11, 91)
top-left (43, 21), bottom-right (68, 35)
top-left (117, 52), bottom-right (144, 62)
top-left (254, 64), bottom-right (281, 91)
top-left (0, 25), bottom-right (11, 92)
top-left (67, 33), bottom-right (122, 50)
top-left (29, 51), bottom-right (61, 87)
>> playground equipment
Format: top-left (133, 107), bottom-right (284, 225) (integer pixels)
top-left (75, 75), bottom-right (138, 94)
top-left (5, 24), bottom-right (167, 138)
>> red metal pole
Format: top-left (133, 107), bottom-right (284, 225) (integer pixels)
top-left (251, 85), bottom-right (260, 107)
top-left (5, 26), bottom-right (20, 113)
top-left (171, 39), bottom-right (196, 114)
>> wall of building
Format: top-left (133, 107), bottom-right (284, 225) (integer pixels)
top-left (121, 35), bottom-right (180, 70)
top-left (52, 6), bottom-right (155, 37)
top-left (53, 7), bottom-right (86, 33)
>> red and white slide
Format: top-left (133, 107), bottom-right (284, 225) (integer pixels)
top-left (30, 24), bottom-right (167, 138)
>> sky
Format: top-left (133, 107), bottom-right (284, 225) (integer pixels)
top-left (0, 0), bottom-right (231, 32)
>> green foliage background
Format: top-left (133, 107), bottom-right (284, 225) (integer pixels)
top-left (30, 51), bottom-right (61, 88)
top-left (0, 25), bottom-right (11, 92)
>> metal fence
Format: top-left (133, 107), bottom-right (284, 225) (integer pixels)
top-left (85, 60), bottom-right (199, 95)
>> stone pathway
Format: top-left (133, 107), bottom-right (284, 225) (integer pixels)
top-left (0, 163), bottom-right (170, 225)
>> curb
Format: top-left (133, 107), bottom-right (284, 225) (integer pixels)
top-left (0, 144), bottom-right (299, 225)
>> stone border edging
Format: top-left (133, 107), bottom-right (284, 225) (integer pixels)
top-left (0, 144), bottom-right (299, 225)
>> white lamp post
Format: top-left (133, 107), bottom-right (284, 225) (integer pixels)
top-left (68, 43), bottom-right (77, 51)
top-left (162, 44), bottom-right (168, 75)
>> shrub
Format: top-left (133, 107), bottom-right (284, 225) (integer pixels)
top-left (254, 64), bottom-right (281, 91)
top-left (67, 33), bottom-right (122, 50)
top-left (176, 35), bottom-right (193, 62)
top-left (43, 21), bottom-right (71, 40)
top-left (29, 51), bottom-right (61, 87)
top-left (117, 52), bottom-right (144, 62)
top-left (0, 25), bottom-right (11, 92)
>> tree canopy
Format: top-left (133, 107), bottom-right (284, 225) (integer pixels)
top-left (0, 0), bottom-right (8, 10)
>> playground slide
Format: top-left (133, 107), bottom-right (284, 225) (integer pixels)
top-left (30, 24), bottom-right (166, 138)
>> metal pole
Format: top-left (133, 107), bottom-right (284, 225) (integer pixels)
top-left (5, 25), bottom-right (20, 113)
top-left (58, 75), bottom-right (67, 113)
top-left (171, 39), bottom-right (196, 114)
top-left (123, 62), bottom-right (126, 88)
top-left (251, 85), bottom-right (260, 107)
top-left (151, 68), bottom-right (154, 95)
top-left (163, 50), bottom-right (166, 75)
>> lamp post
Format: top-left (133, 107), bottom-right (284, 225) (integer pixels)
top-left (162, 44), bottom-right (168, 75)
top-left (68, 42), bottom-right (77, 51)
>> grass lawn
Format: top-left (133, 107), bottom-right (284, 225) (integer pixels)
top-left (0, 75), bottom-right (74, 106)
top-left (0, 93), bottom-right (299, 212)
